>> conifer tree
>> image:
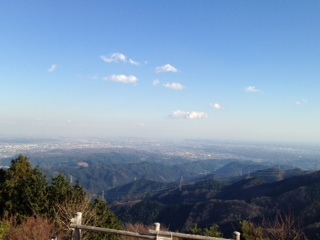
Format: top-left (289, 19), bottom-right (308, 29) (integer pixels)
top-left (0, 154), bottom-right (123, 239)
top-left (1, 154), bottom-right (48, 220)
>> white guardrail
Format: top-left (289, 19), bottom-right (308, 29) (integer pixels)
top-left (69, 212), bottom-right (240, 240)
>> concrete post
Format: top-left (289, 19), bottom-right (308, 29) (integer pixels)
top-left (233, 231), bottom-right (240, 240)
top-left (154, 222), bottom-right (160, 231)
top-left (75, 212), bottom-right (82, 225)
top-left (71, 212), bottom-right (82, 240)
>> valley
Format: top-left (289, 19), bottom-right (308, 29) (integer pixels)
top-left (1, 137), bottom-right (320, 238)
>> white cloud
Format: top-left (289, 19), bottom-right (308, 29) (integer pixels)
top-left (169, 110), bottom-right (208, 119)
top-left (153, 79), bottom-right (160, 86)
top-left (188, 112), bottom-right (208, 119)
top-left (163, 82), bottom-right (185, 90)
top-left (210, 103), bottom-right (222, 110)
top-left (100, 53), bottom-right (140, 66)
top-left (244, 86), bottom-right (261, 93)
top-left (101, 53), bottom-right (127, 63)
top-left (104, 74), bottom-right (138, 84)
top-left (129, 59), bottom-right (140, 66)
top-left (48, 64), bottom-right (57, 72)
top-left (100, 56), bottom-right (112, 63)
top-left (155, 64), bottom-right (178, 73)
top-left (170, 110), bottom-right (189, 119)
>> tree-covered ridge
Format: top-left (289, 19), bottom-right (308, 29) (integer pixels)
top-left (111, 170), bottom-right (320, 239)
top-left (0, 154), bottom-right (122, 240)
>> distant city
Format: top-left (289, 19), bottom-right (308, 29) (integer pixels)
top-left (1, 136), bottom-right (320, 170)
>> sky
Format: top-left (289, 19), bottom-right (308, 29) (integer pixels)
top-left (1, 1), bottom-right (320, 143)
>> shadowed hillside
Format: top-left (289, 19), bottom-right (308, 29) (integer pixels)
top-left (111, 170), bottom-right (320, 239)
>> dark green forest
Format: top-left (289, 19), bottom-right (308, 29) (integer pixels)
top-left (0, 155), bottom-right (122, 240)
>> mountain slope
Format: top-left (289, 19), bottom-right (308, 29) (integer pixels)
top-left (111, 170), bottom-right (320, 238)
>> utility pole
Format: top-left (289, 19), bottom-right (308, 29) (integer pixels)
top-left (179, 176), bottom-right (183, 191)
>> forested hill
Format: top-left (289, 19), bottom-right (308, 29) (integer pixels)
top-left (1, 148), bottom-right (308, 196)
top-left (111, 169), bottom-right (320, 239)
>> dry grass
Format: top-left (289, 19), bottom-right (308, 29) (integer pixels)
top-left (8, 216), bottom-right (58, 240)
top-left (262, 210), bottom-right (307, 240)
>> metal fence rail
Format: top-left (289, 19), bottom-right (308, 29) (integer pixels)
top-left (70, 212), bottom-right (240, 240)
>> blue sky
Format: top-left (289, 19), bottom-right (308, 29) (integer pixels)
top-left (1, 1), bottom-right (320, 143)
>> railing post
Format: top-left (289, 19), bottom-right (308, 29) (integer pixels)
top-left (233, 231), bottom-right (240, 240)
top-left (154, 222), bottom-right (160, 231)
top-left (71, 212), bottom-right (82, 240)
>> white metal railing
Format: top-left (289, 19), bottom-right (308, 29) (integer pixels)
top-left (70, 212), bottom-right (240, 240)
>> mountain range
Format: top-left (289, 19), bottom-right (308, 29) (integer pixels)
top-left (1, 147), bottom-right (318, 238)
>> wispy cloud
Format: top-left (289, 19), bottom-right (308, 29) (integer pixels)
top-left (155, 64), bottom-right (178, 73)
top-left (104, 74), bottom-right (138, 84)
top-left (129, 59), bottom-right (140, 66)
top-left (169, 110), bottom-right (208, 119)
top-left (295, 98), bottom-right (308, 106)
top-left (101, 53), bottom-right (126, 63)
top-left (48, 64), bottom-right (57, 72)
top-left (210, 103), bottom-right (222, 110)
top-left (153, 79), bottom-right (160, 86)
top-left (100, 52), bottom-right (139, 66)
top-left (244, 86), bottom-right (262, 93)
top-left (170, 110), bottom-right (188, 119)
top-left (163, 82), bottom-right (185, 90)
